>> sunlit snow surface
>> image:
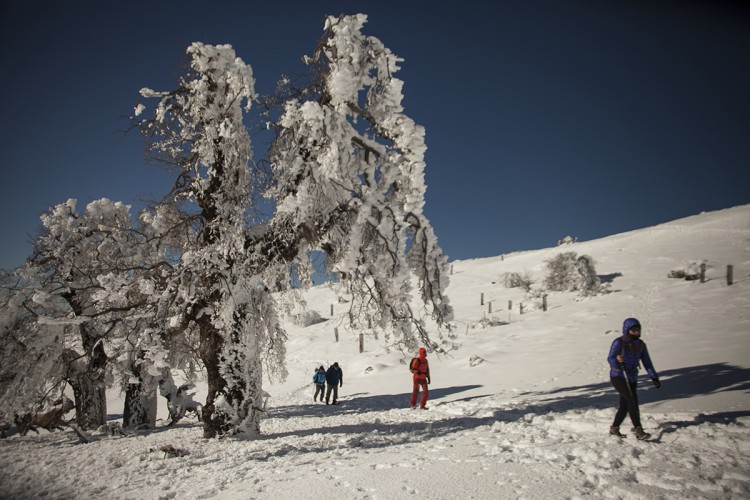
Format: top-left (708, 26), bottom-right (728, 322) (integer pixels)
top-left (2, 205), bottom-right (749, 499)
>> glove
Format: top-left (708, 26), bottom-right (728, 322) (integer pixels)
top-left (652, 378), bottom-right (661, 389)
top-left (340, 383), bottom-right (343, 388)
top-left (427, 378), bottom-right (431, 385)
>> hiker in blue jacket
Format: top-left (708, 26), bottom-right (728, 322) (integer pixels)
top-left (607, 317), bottom-right (661, 440)
top-left (312, 366), bottom-right (326, 402)
top-left (325, 362), bottom-right (343, 405)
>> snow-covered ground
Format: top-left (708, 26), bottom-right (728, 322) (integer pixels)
top-left (2, 205), bottom-right (749, 499)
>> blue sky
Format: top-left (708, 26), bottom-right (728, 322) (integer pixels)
top-left (1, 1), bottom-right (748, 270)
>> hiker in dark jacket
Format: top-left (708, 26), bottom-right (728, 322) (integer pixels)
top-left (312, 366), bottom-right (326, 402)
top-left (607, 317), bottom-right (661, 440)
top-left (325, 362), bottom-right (343, 405)
top-left (410, 347), bottom-right (431, 409)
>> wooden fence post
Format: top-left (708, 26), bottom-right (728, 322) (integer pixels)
top-left (508, 300), bottom-right (512, 311)
top-left (334, 327), bottom-right (339, 342)
top-left (480, 293), bottom-right (484, 305)
top-left (331, 304), bottom-right (334, 316)
top-left (543, 295), bottom-right (548, 312)
top-left (359, 333), bottom-right (364, 353)
top-left (700, 263), bottom-right (706, 283)
top-left (519, 303), bottom-right (524, 315)
top-left (488, 302), bottom-right (492, 314)
top-left (450, 264), bottom-right (454, 275)
top-left (727, 265), bottom-right (734, 286)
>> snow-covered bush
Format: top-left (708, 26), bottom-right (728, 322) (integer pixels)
top-left (469, 355), bottom-right (485, 367)
top-left (556, 235), bottom-right (577, 246)
top-left (473, 317), bottom-right (507, 330)
top-left (522, 287), bottom-right (547, 312)
top-left (503, 271), bottom-right (533, 291)
top-left (543, 252), bottom-right (602, 296)
top-left (290, 310), bottom-right (325, 327)
top-left (668, 260), bottom-right (706, 280)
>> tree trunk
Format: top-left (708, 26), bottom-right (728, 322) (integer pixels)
top-left (69, 369), bottom-right (107, 430)
top-left (199, 316), bottom-right (229, 438)
top-left (66, 330), bottom-right (108, 430)
top-left (198, 314), bottom-right (263, 438)
top-left (123, 384), bottom-right (157, 429)
top-left (123, 353), bottom-right (158, 429)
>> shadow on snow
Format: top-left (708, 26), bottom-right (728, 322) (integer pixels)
top-left (247, 362), bottom-right (749, 458)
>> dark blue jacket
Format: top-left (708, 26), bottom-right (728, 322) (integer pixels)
top-left (608, 335), bottom-right (658, 382)
top-left (326, 365), bottom-right (343, 385)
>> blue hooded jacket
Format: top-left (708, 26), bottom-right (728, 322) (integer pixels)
top-left (608, 318), bottom-right (658, 382)
top-left (313, 369), bottom-right (326, 386)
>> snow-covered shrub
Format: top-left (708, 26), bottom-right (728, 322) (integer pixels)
top-left (543, 252), bottom-right (602, 296)
top-left (556, 235), bottom-right (577, 246)
top-left (503, 271), bottom-right (533, 291)
top-left (290, 310), bottom-right (326, 327)
top-left (668, 260), bottom-right (706, 281)
top-left (469, 355), bottom-right (485, 367)
top-left (523, 287), bottom-right (547, 312)
top-left (473, 317), bottom-right (508, 329)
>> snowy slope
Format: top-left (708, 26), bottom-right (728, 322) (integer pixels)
top-left (1, 205), bottom-right (749, 499)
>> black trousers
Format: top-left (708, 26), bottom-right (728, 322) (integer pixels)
top-left (611, 377), bottom-right (641, 428)
top-left (326, 383), bottom-right (339, 403)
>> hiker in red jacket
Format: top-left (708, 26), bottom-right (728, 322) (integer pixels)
top-left (410, 347), bottom-right (431, 410)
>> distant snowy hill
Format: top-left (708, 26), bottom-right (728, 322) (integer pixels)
top-left (2, 204), bottom-right (749, 499)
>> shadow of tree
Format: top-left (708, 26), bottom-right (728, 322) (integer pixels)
top-left (252, 363), bottom-right (749, 457)
top-left (270, 384), bottom-right (483, 420)
top-left (94, 363), bottom-right (747, 459)
top-left (653, 410), bottom-right (750, 441)
top-left (512, 362), bottom-right (750, 415)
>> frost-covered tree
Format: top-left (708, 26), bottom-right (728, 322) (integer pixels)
top-left (135, 43), bottom-right (286, 438)
top-left (267, 14), bottom-right (452, 347)
top-left (3, 199), bottom-right (145, 429)
top-left (133, 15), bottom-right (452, 438)
top-left (0, 197), bottom-right (181, 431)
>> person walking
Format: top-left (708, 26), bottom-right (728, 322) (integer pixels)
top-left (325, 362), bottom-right (343, 405)
top-left (312, 366), bottom-right (326, 402)
top-left (607, 317), bottom-right (661, 440)
top-left (410, 347), bottom-right (431, 409)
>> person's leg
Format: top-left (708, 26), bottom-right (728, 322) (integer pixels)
top-left (611, 377), bottom-right (633, 427)
top-left (420, 381), bottom-right (429, 408)
top-left (627, 381), bottom-right (641, 428)
top-left (332, 385), bottom-right (339, 404)
top-left (410, 380), bottom-right (419, 407)
top-left (325, 384), bottom-right (332, 404)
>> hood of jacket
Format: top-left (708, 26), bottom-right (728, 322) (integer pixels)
top-left (622, 317), bottom-right (641, 335)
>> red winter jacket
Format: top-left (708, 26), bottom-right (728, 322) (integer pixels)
top-left (411, 348), bottom-right (430, 382)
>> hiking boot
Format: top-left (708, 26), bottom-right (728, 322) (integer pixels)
top-left (420, 406), bottom-right (428, 410)
top-left (609, 426), bottom-right (625, 438)
top-left (634, 426), bottom-right (650, 440)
